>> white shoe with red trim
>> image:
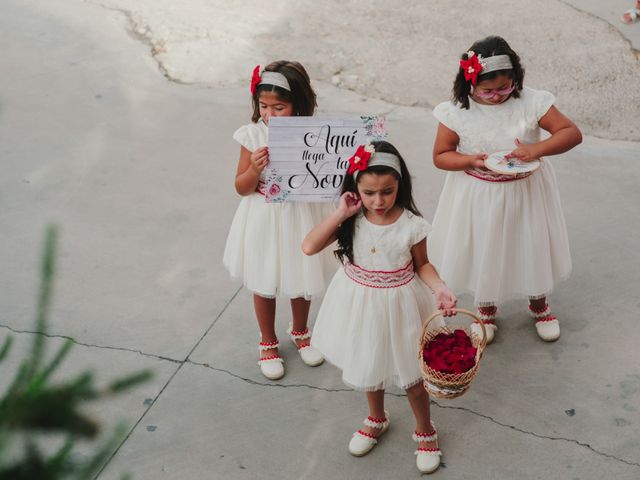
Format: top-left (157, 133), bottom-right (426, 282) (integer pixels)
top-left (287, 325), bottom-right (324, 367)
top-left (413, 423), bottom-right (442, 474)
top-left (258, 340), bottom-right (284, 380)
top-left (348, 411), bottom-right (390, 456)
top-left (470, 305), bottom-right (497, 344)
top-left (529, 304), bottom-right (560, 342)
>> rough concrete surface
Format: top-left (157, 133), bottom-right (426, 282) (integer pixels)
top-left (1, 0), bottom-right (640, 479)
top-left (87, 0), bottom-right (640, 141)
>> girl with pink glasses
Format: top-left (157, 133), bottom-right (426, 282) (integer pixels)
top-left (429, 36), bottom-right (582, 344)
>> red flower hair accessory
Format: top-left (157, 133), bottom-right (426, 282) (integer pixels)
top-left (347, 144), bottom-right (376, 175)
top-left (250, 65), bottom-right (263, 95)
top-left (459, 51), bottom-right (484, 86)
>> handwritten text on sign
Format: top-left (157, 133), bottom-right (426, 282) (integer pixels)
top-left (265, 116), bottom-right (387, 203)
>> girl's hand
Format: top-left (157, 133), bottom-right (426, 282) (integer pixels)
top-left (505, 138), bottom-right (540, 162)
top-left (433, 285), bottom-right (457, 317)
top-left (337, 192), bottom-right (362, 219)
top-left (467, 153), bottom-right (488, 170)
top-left (250, 146), bottom-right (269, 174)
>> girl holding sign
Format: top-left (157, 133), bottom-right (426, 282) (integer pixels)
top-left (224, 61), bottom-right (335, 380)
top-left (429, 36), bottom-right (582, 343)
top-left (303, 141), bottom-right (456, 474)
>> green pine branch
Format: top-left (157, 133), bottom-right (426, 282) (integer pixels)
top-left (0, 226), bottom-right (153, 479)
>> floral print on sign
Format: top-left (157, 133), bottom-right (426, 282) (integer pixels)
top-left (361, 115), bottom-right (387, 141)
top-left (265, 169), bottom-right (290, 203)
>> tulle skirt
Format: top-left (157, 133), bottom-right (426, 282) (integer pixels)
top-left (223, 193), bottom-right (337, 299)
top-left (428, 161), bottom-right (571, 304)
top-left (312, 269), bottom-right (439, 391)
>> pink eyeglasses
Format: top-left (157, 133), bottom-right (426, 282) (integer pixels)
top-left (473, 85), bottom-right (515, 99)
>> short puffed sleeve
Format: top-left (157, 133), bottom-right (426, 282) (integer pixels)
top-left (433, 101), bottom-right (459, 133)
top-left (232, 124), bottom-right (251, 149)
top-left (232, 121), bottom-right (267, 152)
top-left (408, 213), bottom-right (432, 246)
top-left (530, 88), bottom-right (556, 122)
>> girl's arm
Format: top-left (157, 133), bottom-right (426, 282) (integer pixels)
top-left (234, 146), bottom-right (269, 196)
top-left (433, 123), bottom-right (487, 171)
top-left (507, 106), bottom-right (583, 162)
top-left (412, 239), bottom-right (457, 316)
top-left (302, 192), bottom-right (361, 256)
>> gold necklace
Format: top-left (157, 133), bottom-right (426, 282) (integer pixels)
top-left (363, 216), bottom-right (387, 255)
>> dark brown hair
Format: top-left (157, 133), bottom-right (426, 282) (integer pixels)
top-left (334, 141), bottom-right (422, 264)
top-left (251, 60), bottom-right (317, 122)
top-left (452, 36), bottom-right (525, 109)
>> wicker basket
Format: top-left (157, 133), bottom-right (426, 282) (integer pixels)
top-left (418, 308), bottom-right (487, 399)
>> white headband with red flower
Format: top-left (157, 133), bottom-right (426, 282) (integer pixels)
top-left (347, 144), bottom-right (402, 179)
top-left (459, 52), bottom-right (513, 85)
top-left (250, 65), bottom-right (291, 95)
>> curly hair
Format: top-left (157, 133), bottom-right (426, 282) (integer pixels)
top-left (452, 36), bottom-right (525, 109)
top-left (334, 141), bottom-right (421, 264)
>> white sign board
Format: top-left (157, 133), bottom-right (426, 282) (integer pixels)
top-left (265, 116), bottom-right (387, 203)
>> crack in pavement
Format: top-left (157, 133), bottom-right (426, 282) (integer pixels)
top-left (195, 360), bottom-right (640, 469)
top-left (431, 401), bottom-right (640, 468)
top-left (4, 313), bottom-right (638, 469)
top-left (0, 283), bottom-right (242, 367)
top-left (5, 306), bottom-right (639, 470)
top-left (86, 0), bottom-right (190, 85)
top-left (95, 361), bottom-right (183, 480)
top-left (10, 0), bottom-right (640, 436)
top-left (557, 0), bottom-right (640, 57)
top-left (93, 285), bottom-right (242, 479)
top-left (85, 0), bottom-right (441, 109)
top-left (3, 1), bottom-right (630, 475)
top-left (0, 323), bottom-right (181, 364)
top-left (187, 360), bottom-right (354, 394)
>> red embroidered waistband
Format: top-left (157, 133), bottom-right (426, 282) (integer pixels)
top-left (464, 169), bottom-right (532, 183)
top-left (343, 260), bottom-right (415, 288)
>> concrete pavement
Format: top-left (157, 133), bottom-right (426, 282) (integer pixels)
top-left (1, 1), bottom-right (639, 479)
top-left (563, 0), bottom-right (640, 51)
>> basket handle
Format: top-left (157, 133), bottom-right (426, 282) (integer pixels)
top-left (423, 308), bottom-right (487, 350)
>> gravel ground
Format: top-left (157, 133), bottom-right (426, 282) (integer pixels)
top-left (88, 0), bottom-right (640, 141)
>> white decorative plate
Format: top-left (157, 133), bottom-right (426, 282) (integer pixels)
top-left (484, 151), bottom-right (541, 175)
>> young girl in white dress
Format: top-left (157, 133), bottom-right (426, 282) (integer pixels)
top-left (223, 61), bottom-right (335, 380)
top-left (303, 141), bottom-right (457, 474)
top-left (429, 36), bottom-right (582, 343)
